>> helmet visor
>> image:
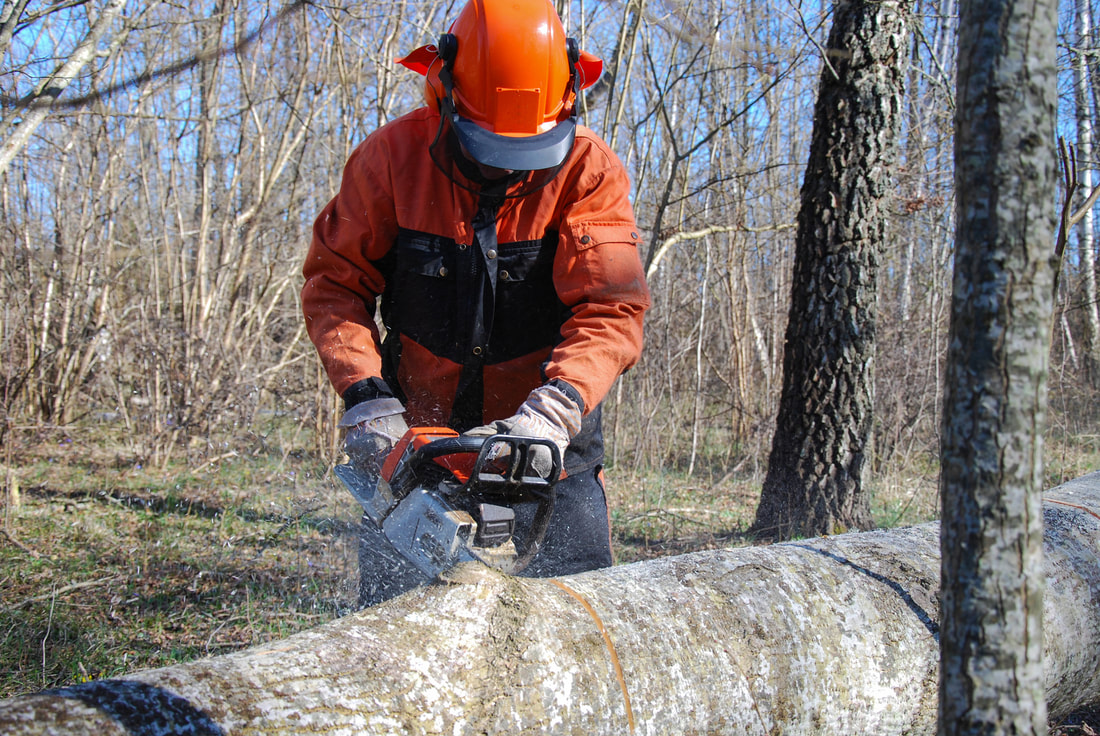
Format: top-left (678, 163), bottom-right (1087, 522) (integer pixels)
top-left (451, 113), bottom-right (577, 172)
top-left (429, 115), bottom-right (569, 200)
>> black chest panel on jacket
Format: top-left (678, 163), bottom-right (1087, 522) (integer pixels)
top-left (378, 193), bottom-right (569, 431)
top-left (382, 229), bottom-right (565, 360)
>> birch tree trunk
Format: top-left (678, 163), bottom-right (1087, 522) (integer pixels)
top-left (1074, 0), bottom-right (1100, 385)
top-left (2, 474), bottom-right (1099, 736)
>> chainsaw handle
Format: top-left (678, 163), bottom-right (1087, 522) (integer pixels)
top-left (396, 434), bottom-right (561, 499)
top-left (472, 434), bottom-right (561, 491)
top-left (405, 435), bottom-right (485, 460)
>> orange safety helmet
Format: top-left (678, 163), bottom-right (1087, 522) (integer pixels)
top-left (397, 0), bottom-right (603, 172)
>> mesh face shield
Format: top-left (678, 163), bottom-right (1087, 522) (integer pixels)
top-left (449, 111), bottom-right (577, 173)
top-left (427, 113), bottom-right (573, 200)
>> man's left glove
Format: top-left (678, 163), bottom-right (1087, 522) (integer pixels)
top-left (339, 397), bottom-right (408, 475)
top-left (465, 383), bottom-right (583, 474)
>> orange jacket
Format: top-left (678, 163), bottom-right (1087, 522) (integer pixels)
top-left (301, 107), bottom-right (650, 429)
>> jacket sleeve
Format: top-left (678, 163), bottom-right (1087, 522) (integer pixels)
top-left (301, 140), bottom-right (398, 398)
top-left (546, 139), bottom-right (651, 414)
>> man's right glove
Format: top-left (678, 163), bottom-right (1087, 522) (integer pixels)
top-left (339, 397), bottom-right (408, 475)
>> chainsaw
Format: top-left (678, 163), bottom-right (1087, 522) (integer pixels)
top-left (334, 427), bottom-right (561, 579)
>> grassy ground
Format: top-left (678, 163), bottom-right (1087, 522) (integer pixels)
top-left (1, 435), bottom-right (360, 697)
top-left (0, 424), bottom-right (1096, 734)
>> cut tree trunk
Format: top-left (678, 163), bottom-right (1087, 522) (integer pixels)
top-left (3, 473), bottom-right (1100, 736)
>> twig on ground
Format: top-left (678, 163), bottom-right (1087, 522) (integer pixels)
top-left (0, 576), bottom-right (121, 616)
top-left (0, 528), bottom-right (41, 559)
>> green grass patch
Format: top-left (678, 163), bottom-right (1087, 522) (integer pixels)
top-left (606, 466), bottom-right (758, 563)
top-left (1, 447), bottom-right (358, 698)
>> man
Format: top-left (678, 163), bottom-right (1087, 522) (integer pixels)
top-left (301, 0), bottom-right (650, 607)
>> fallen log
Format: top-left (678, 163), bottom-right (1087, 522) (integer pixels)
top-left (2, 473), bottom-right (1099, 735)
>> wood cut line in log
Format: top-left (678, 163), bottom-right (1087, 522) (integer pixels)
top-left (548, 577), bottom-right (636, 732)
top-left (1, 472), bottom-right (1098, 735)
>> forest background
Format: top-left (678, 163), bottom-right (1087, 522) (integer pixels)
top-left (0, 0), bottom-right (1098, 711)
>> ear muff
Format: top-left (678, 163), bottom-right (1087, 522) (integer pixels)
top-left (562, 38), bottom-right (582, 113)
top-left (434, 33), bottom-right (460, 118)
top-left (437, 33), bottom-right (458, 65)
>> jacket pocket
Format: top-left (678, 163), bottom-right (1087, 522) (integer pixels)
top-left (386, 229), bottom-right (460, 357)
top-left (496, 238), bottom-right (552, 284)
top-left (394, 230), bottom-right (454, 279)
top-left (491, 233), bottom-right (566, 361)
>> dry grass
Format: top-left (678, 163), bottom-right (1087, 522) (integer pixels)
top-left (0, 435), bottom-right (360, 697)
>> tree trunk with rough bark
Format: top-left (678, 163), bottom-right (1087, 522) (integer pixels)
top-left (2, 474), bottom-right (1099, 736)
top-left (751, 0), bottom-right (908, 541)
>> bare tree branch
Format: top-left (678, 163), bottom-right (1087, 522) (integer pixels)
top-left (1055, 136), bottom-right (1100, 298)
top-left (0, 0), bottom-right (127, 176)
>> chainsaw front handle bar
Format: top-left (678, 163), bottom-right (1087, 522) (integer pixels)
top-left (473, 434), bottom-right (562, 490)
top-left (393, 434), bottom-right (561, 500)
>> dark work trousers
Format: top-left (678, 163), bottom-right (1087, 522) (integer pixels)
top-left (510, 465), bottom-right (613, 577)
top-left (356, 465), bottom-right (612, 609)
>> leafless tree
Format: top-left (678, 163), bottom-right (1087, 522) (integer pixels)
top-left (0, 0), bottom-right (1092, 532)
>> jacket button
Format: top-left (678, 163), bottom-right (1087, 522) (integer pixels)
top-left (631, 232), bottom-right (639, 239)
top-left (438, 266), bottom-right (448, 277)
top-left (500, 270), bottom-right (510, 281)
top-left (472, 346), bottom-right (483, 356)
top-left (486, 249), bottom-right (497, 259)
top-left (580, 235), bottom-right (591, 244)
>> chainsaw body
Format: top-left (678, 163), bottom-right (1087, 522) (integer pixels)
top-left (335, 428), bottom-right (560, 579)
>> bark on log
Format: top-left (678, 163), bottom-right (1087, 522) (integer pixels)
top-left (3, 473), bottom-right (1099, 736)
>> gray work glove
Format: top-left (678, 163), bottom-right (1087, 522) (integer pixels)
top-left (339, 397), bottom-right (408, 475)
top-left (464, 384), bottom-right (582, 476)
